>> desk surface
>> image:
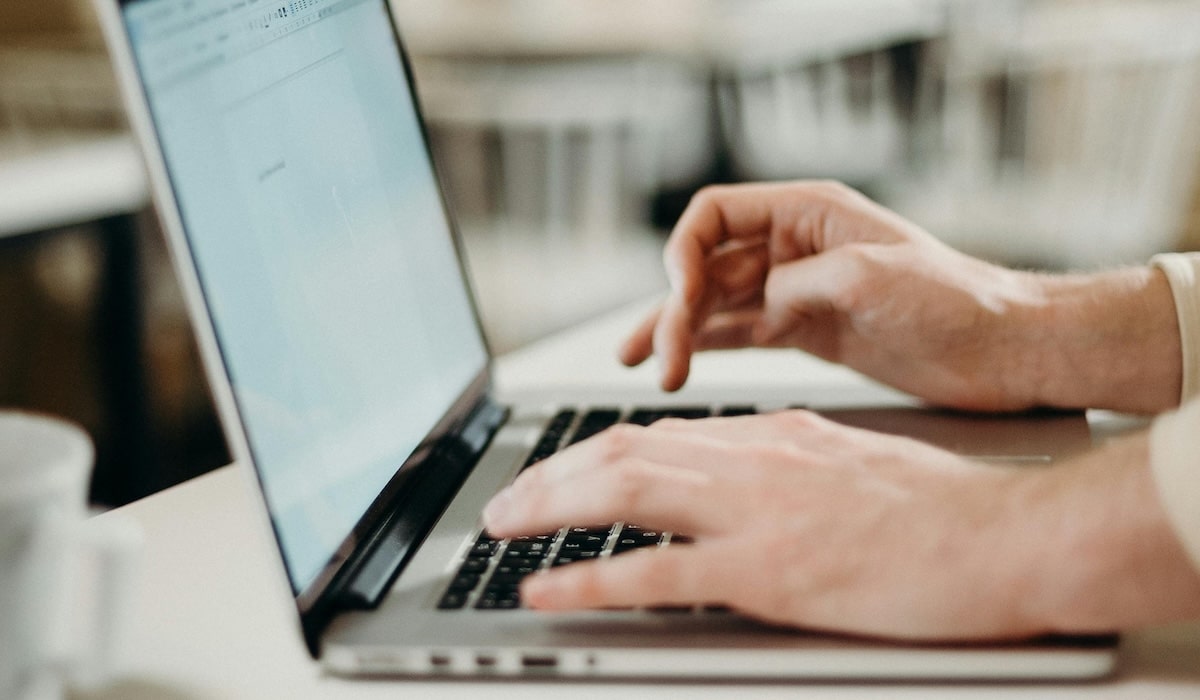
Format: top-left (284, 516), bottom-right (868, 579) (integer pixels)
top-left (85, 301), bottom-right (1200, 700)
top-left (0, 133), bottom-right (148, 237)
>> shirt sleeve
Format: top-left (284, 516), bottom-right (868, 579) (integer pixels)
top-left (1150, 398), bottom-right (1200, 570)
top-left (1148, 252), bottom-right (1200, 570)
top-left (1151, 252), bottom-right (1200, 403)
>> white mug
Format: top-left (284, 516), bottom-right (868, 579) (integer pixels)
top-left (0, 411), bottom-right (141, 700)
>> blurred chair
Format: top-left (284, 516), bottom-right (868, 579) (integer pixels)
top-left (410, 49), bottom-right (711, 349)
top-left (708, 0), bottom-right (945, 185)
top-left (418, 57), bottom-right (712, 246)
top-left (884, 0), bottom-right (1200, 267)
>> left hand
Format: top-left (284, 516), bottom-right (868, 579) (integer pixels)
top-left (483, 410), bottom-right (1047, 641)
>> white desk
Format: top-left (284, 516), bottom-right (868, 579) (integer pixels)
top-left (86, 301), bottom-right (1200, 699)
top-left (0, 134), bottom-right (147, 238)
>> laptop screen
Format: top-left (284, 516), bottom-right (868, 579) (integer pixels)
top-left (121, 0), bottom-right (489, 593)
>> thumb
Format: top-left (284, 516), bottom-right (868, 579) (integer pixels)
top-left (756, 246), bottom-right (871, 342)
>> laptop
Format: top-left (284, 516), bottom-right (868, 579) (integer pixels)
top-left (95, 0), bottom-right (1118, 681)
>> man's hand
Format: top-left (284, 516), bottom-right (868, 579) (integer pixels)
top-left (622, 181), bottom-right (1181, 413)
top-left (483, 412), bottom-right (1200, 640)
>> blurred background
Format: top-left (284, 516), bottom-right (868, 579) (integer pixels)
top-left (3, 0), bottom-right (1200, 507)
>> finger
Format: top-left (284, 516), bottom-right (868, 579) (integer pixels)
top-left (626, 245), bottom-right (769, 371)
top-left (618, 305), bottom-right (663, 367)
top-left (654, 186), bottom-right (779, 391)
top-left (483, 456), bottom-right (723, 539)
top-left (648, 411), bottom-right (947, 475)
top-left (757, 246), bottom-right (874, 340)
top-left (548, 423), bottom-right (752, 481)
top-left (690, 310), bottom-right (761, 351)
top-left (662, 185), bottom-right (780, 292)
top-left (653, 297), bottom-right (693, 392)
top-left (706, 238), bottom-right (769, 310)
top-left (487, 425), bottom-right (754, 536)
top-left (520, 544), bottom-right (737, 611)
top-left (650, 409), bottom-right (840, 446)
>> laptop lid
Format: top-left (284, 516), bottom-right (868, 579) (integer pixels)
top-left (103, 0), bottom-right (498, 644)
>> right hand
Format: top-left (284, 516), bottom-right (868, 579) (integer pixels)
top-left (621, 181), bottom-right (1054, 411)
top-left (485, 411), bottom-right (1200, 637)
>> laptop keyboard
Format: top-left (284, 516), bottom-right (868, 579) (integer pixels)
top-left (437, 405), bottom-right (756, 612)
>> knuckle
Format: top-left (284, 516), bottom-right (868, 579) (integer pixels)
top-left (774, 408), bottom-right (820, 431)
top-left (761, 266), bottom-right (789, 301)
top-left (829, 245), bottom-right (877, 308)
top-left (593, 424), bottom-right (641, 462)
top-left (619, 552), bottom-right (676, 597)
top-left (652, 417), bottom-right (692, 432)
top-left (691, 183), bottom-right (730, 206)
top-left (805, 179), bottom-right (855, 202)
top-left (570, 565), bottom-right (609, 606)
top-left (508, 471), bottom-right (547, 511)
top-left (606, 459), bottom-right (652, 508)
top-left (629, 556), bottom-right (675, 595)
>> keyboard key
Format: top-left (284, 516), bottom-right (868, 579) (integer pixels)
top-left (487, 571), bottom-right (533, 586)
top-left (512, 533), bottom-right (555, 543)
top-left (492, 564), bottom-right (540, 581)
top-left (569, 526), bottom-right (612, 537)
top-left (626, 409), bottom-right (667, 426)
top-left (611, 526), bottom-right (662, 554)
top-left (551, 550), bottom-right (601, 567)
top-left (626, 406), bottom-right (711, 426)
top-left (523, 410), bottom-right (576, 468)
top-left (440, 404), bottom-right (732, 613)
top-left (459, 558), bottom-right (488, 574)
top-left (467, 540), bottom-right (499, 558)
top-left (505, 541), bottom-right (551, 555)
top-left (448, 573), bottom-right (480, 591)
top-left (568, 408), bottom-right (621, 445)
top-left (556, 530), bottom-right (604, 547)
top-left (437, 591), bottom-right (468, 610)
top-left (556, 543), bottom-right (590, 557)
top-left (497, 555), bottom-right (541, 569)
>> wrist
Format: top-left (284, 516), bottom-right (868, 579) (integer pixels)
top-left (1005, 435), bottom-right (1200, 633)
top-left (1019, 267), bottom-right (1181, 412)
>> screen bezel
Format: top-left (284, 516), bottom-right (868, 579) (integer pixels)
top-left (103, 0), bottom-right (497, 620)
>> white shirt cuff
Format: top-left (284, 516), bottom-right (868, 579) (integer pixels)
top-left (1151, 253), bottom-right (1200, 404)
top-left (1150, 398), bottom-right (1200, 571)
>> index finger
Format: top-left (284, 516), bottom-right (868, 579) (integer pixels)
top-left (654, 185), bottom-right (779, 390)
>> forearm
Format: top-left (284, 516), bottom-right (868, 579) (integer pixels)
top-left (1017, 266), bottom-right (1181, 413)
top-left (1008, 432), bottom-right (1200, 633)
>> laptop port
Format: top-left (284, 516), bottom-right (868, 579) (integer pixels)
top-left (521, 654), bottom-right (558, 669)
top-left (475, 654), bottom-right (497, 668)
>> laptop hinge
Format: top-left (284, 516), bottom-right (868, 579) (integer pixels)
top-left (340, 396), bottom-right (508, 608)
top-left (302, 396), bottom-right (508, 653)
